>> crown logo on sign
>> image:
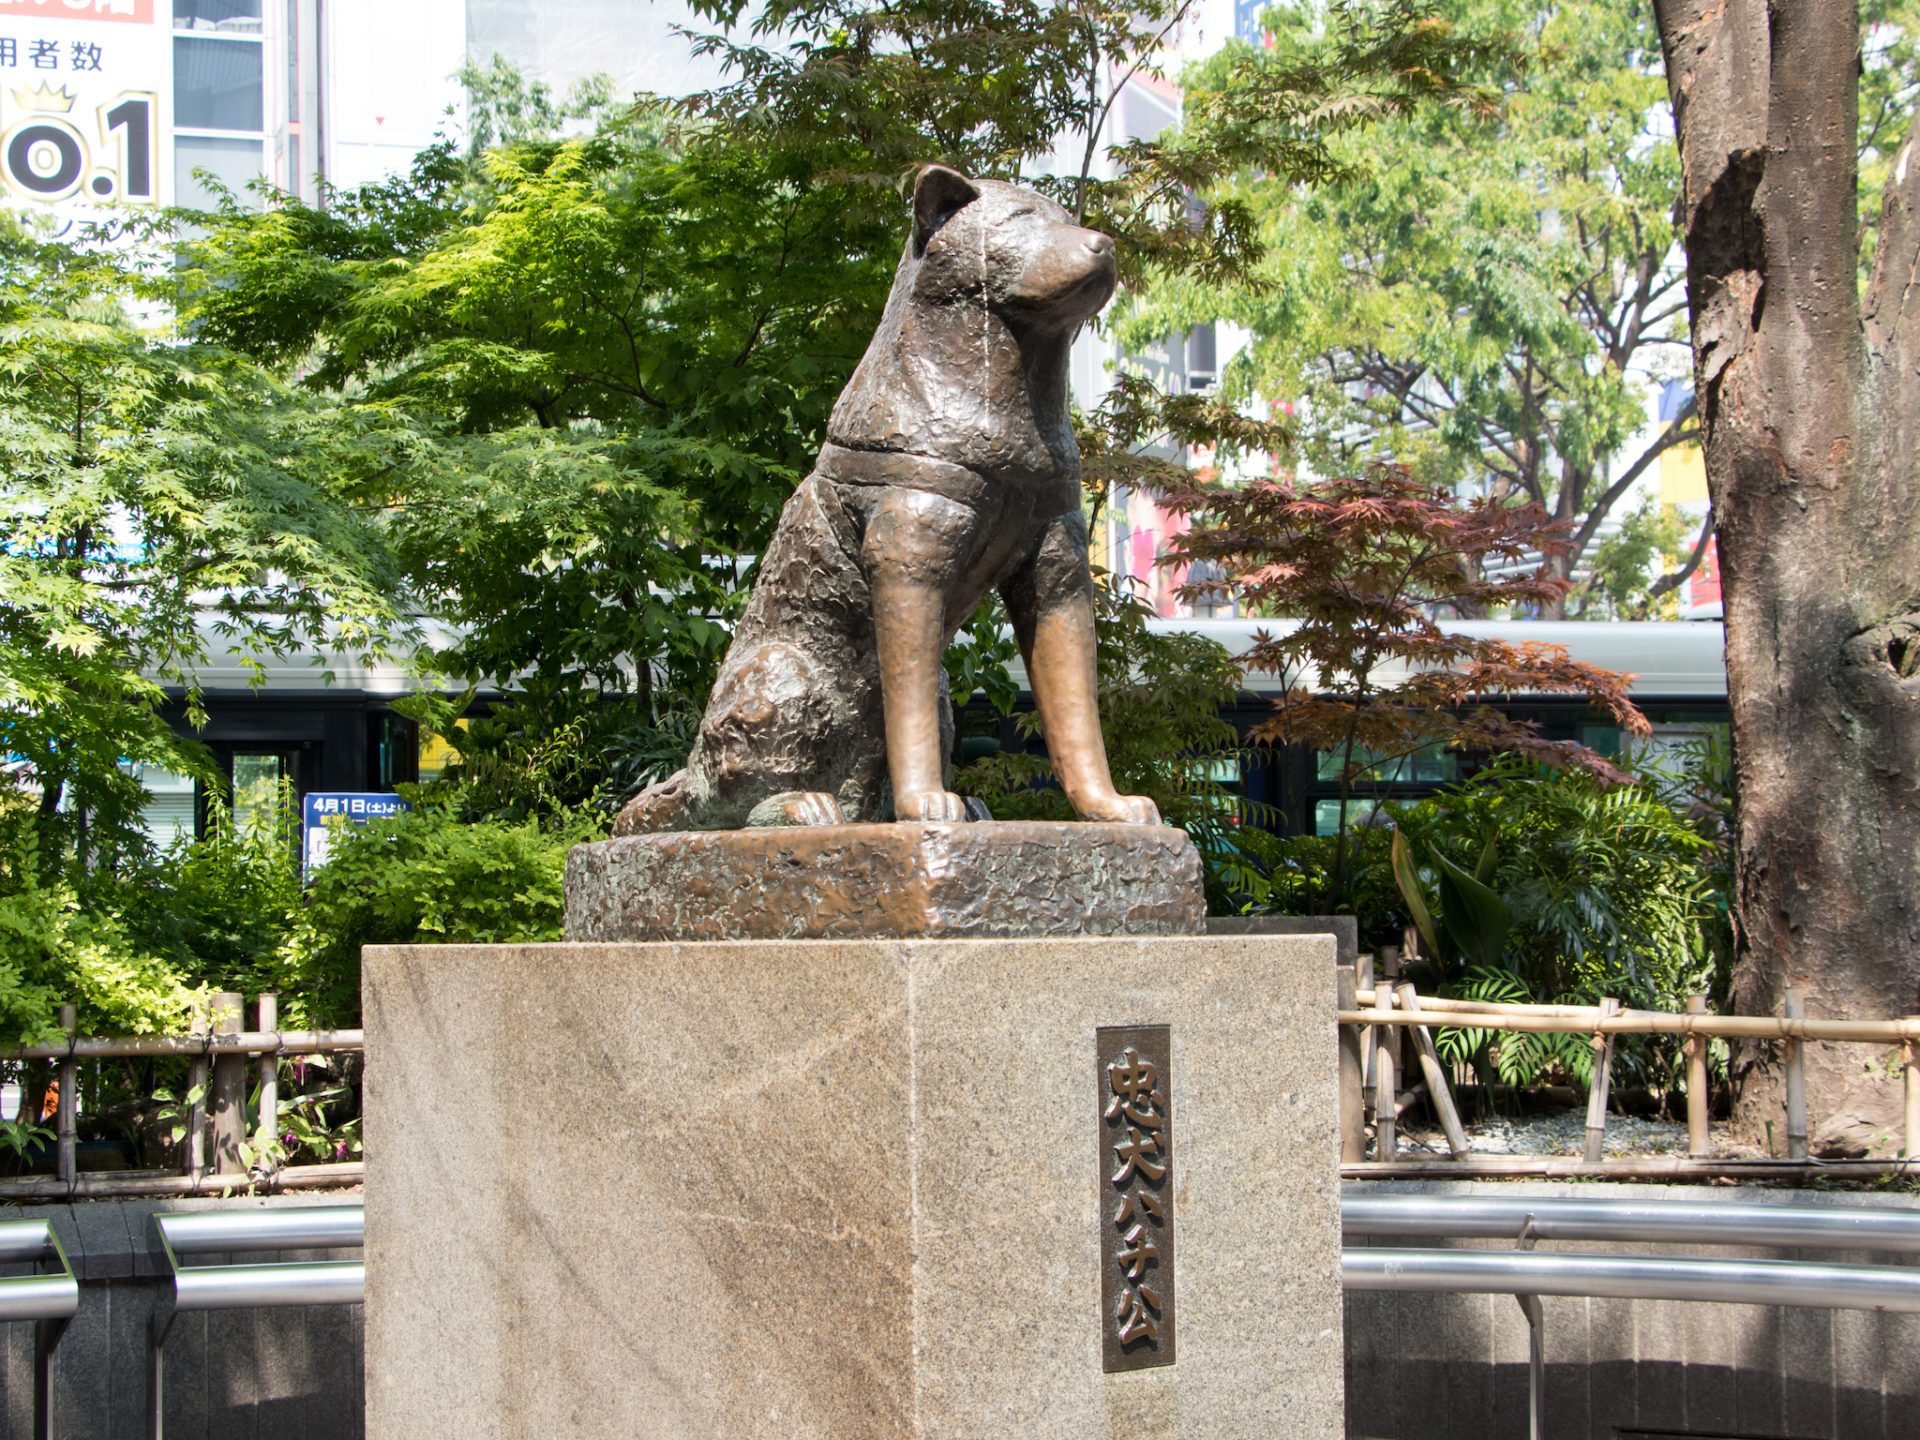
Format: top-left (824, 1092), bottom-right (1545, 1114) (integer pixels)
top-left (10, 84), bottom-right (78, 116)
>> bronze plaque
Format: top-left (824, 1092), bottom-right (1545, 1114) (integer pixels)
top-left (1097, 1024), bottom-right (1175, 1371)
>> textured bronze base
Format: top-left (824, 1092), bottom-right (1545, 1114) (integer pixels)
top-left (563, 821), bottom-right (1205, 941)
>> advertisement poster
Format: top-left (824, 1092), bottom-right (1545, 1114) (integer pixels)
top-left (0, 0), bottom-right (167, 223)
top-left (302, 791), bottom-right (411, 873)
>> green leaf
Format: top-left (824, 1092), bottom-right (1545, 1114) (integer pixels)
top-left (1390, 826), bottom-right (1442, 961)
top-left (1433, 846), bottom-right (1512, 971)
top-left (1474, 831), bottom-right (1498, 885)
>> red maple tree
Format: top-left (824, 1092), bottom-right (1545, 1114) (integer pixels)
top-left (1162, 463), bottom-right (1650, 909)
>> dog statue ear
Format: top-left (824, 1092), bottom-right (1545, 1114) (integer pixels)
top-left (912, 164), bottom-right (981, 252)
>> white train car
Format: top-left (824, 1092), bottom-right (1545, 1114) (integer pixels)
top-left (989, 618), bottom-right (1730, 835)
top-left (149, 618), bottom-right (1729, 842)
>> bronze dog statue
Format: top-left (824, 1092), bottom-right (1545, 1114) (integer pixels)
top-left (613, 165), bottom-right (1159, 833)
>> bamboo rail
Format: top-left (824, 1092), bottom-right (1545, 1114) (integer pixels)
top-left (1583, 997), bottom-right (1620, 1163)
top-left (1, 1029), bottom-right (364, 1061)
top-left (1372, 969), bottom-right (1397, 1162)
top-left (0, 1162), bottom-right (364, 1201)
top-left (1341, 1004), bottom-right (1920, 1043)
top-left (1784, 981), bottom-right (1809, 1161)
top-left (1397, 983), bottom-right (1468, 1159)
top-left (1685, 994), bottom-right (1710, 1157)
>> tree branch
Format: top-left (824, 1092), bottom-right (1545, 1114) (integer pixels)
top-left (1647, 511), bottom-right (1715, 600)
top-left (1569, 398), bottom-right (1699, 554)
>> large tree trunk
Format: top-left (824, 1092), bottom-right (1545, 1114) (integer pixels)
top-left (1654, 1), bottom-right (1920, 1155)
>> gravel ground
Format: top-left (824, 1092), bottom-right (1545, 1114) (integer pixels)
top-left (1394, 1106), bottom-right (1720, 1159)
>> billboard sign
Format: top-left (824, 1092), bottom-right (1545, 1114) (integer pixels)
top-left (0, 0), bottom-right (165, 220)
top-left (1685, 536), bottom-right (1723, 620)
top-left (302, 791), bottom-right (411, 873)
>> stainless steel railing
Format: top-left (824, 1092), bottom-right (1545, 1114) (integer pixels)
top-left (1340, 1191), bottom-right (1920, 1440)
top-left (0, 1217), bottom-right (78, 1440)
top-left (1342, 1191), bottom-right (1920, 1252)
top-left (148, 1206), bottom-right (364, 1440)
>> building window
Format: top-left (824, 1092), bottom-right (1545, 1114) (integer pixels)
top-left (174, 6), bottom-right (267, 211)
top-left (174, 0), bottom-right (265, 34)
top-left (174, 35), bottom-right (265, 131)
top-left (174, 133), bottom-right (264, 209)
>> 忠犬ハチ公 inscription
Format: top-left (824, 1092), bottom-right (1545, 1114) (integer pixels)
top-left (1097, 1024), bottom-right (1174, 1371)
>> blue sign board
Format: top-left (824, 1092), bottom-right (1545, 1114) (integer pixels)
top-left (302, 792), bottom-right (410, 871)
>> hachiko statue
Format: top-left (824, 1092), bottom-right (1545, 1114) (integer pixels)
top-left (613, 165), bottom-right (1160, 834)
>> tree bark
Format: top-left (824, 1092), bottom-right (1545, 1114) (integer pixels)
top-left (1654, 0), bottom-right (1920, 1155)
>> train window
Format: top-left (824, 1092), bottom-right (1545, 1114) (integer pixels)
top-left (417, 722), bottom-right (467, 785)
top-left (1314, 798), bottom-right (1395, 835)
top-left (1315, 745), bottom-right (1459, 786)
top-left (1624, 721), bottom-right (1729, 783)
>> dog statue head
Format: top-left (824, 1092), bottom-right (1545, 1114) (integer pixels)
top-left (828, 165), bottom-right (1118, 481)
top-left (907, 165), bottom-right (1117, 332)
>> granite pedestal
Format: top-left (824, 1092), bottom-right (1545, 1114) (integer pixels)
top-left (362, 933), bottom-right (1344, 1439)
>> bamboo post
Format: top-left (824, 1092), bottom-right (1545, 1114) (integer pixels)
top-left (1785, 981), bottom-right (1809, 1162)
top-left (1373, 973), bottom-right (1398, 1162)
top-left (256, 993), bottom-right (278, 1161)
top-left (208, 991), bottom-right (246, 1176)
top-left (1685, 994), bottom-right (1711, 1158)
top-left (1583, 997), bottom-right (1620, 1163)
top-left (55, 1004), bottom-right (76, 1189)
top-left (1905, 1038), bottom-right (1920, 1162)
top-left (185, 1002), bottom-right (207, 1182)
top-left (1398, 982), bottom-right (1470, 1158)
top-left (1358, 951), bottom-right (1377, 1095)
top-left (1380, 945), bottom-right (1404, 1081)
top-left (1335, 964), bottom-right (1366, 1164)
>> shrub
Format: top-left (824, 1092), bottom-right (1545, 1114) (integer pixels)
top-left (0, 793), bottom-right (195, 1043)
top-left (285, 799), bottom-right (605, 1023)
top-left (1257, 760), bottom-right (1721, 1008)
top-left (114, 784), bottom-right (305, 1000)
top-left (1403, 757), bottom-right (1722, 1014)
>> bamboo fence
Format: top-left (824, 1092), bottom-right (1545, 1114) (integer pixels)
top-left (0, 992), bottom-right (364, 1200)
top-left (14, 967), bottom-right (1920, 1196)
top-left (1337, 953), bottom-right (1920, 1182)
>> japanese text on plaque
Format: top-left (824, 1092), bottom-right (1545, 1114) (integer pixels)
top-left (1097, 1024), bottom-right (1174, 1371)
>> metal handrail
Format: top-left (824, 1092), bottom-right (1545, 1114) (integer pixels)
top-left (154, 1206), bottom-right (364, 1256)
top-left (0, 1274), bottom-right (81, 1325)
top-left (0, 1218), bottom-right (77, 1440)
top-left (148, 1207), bottom-right (364, 1440)
top-left (1343, 1247), bottom-right (1920, 1312)
top-left (1341, 1191), bottom-right (1920, 1440)
top-left (171, 1260), bottom-right (365, 1313)
top-left (1342, 1192), bottom-right (1920, 1253)
top-left (0, 1220), bottom-right (75, 1269)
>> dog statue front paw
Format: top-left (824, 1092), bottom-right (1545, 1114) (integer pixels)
top-left (1076, 793), bottom-right (1162, 826)
top-left (896, 789), bottom-right (969, 823)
